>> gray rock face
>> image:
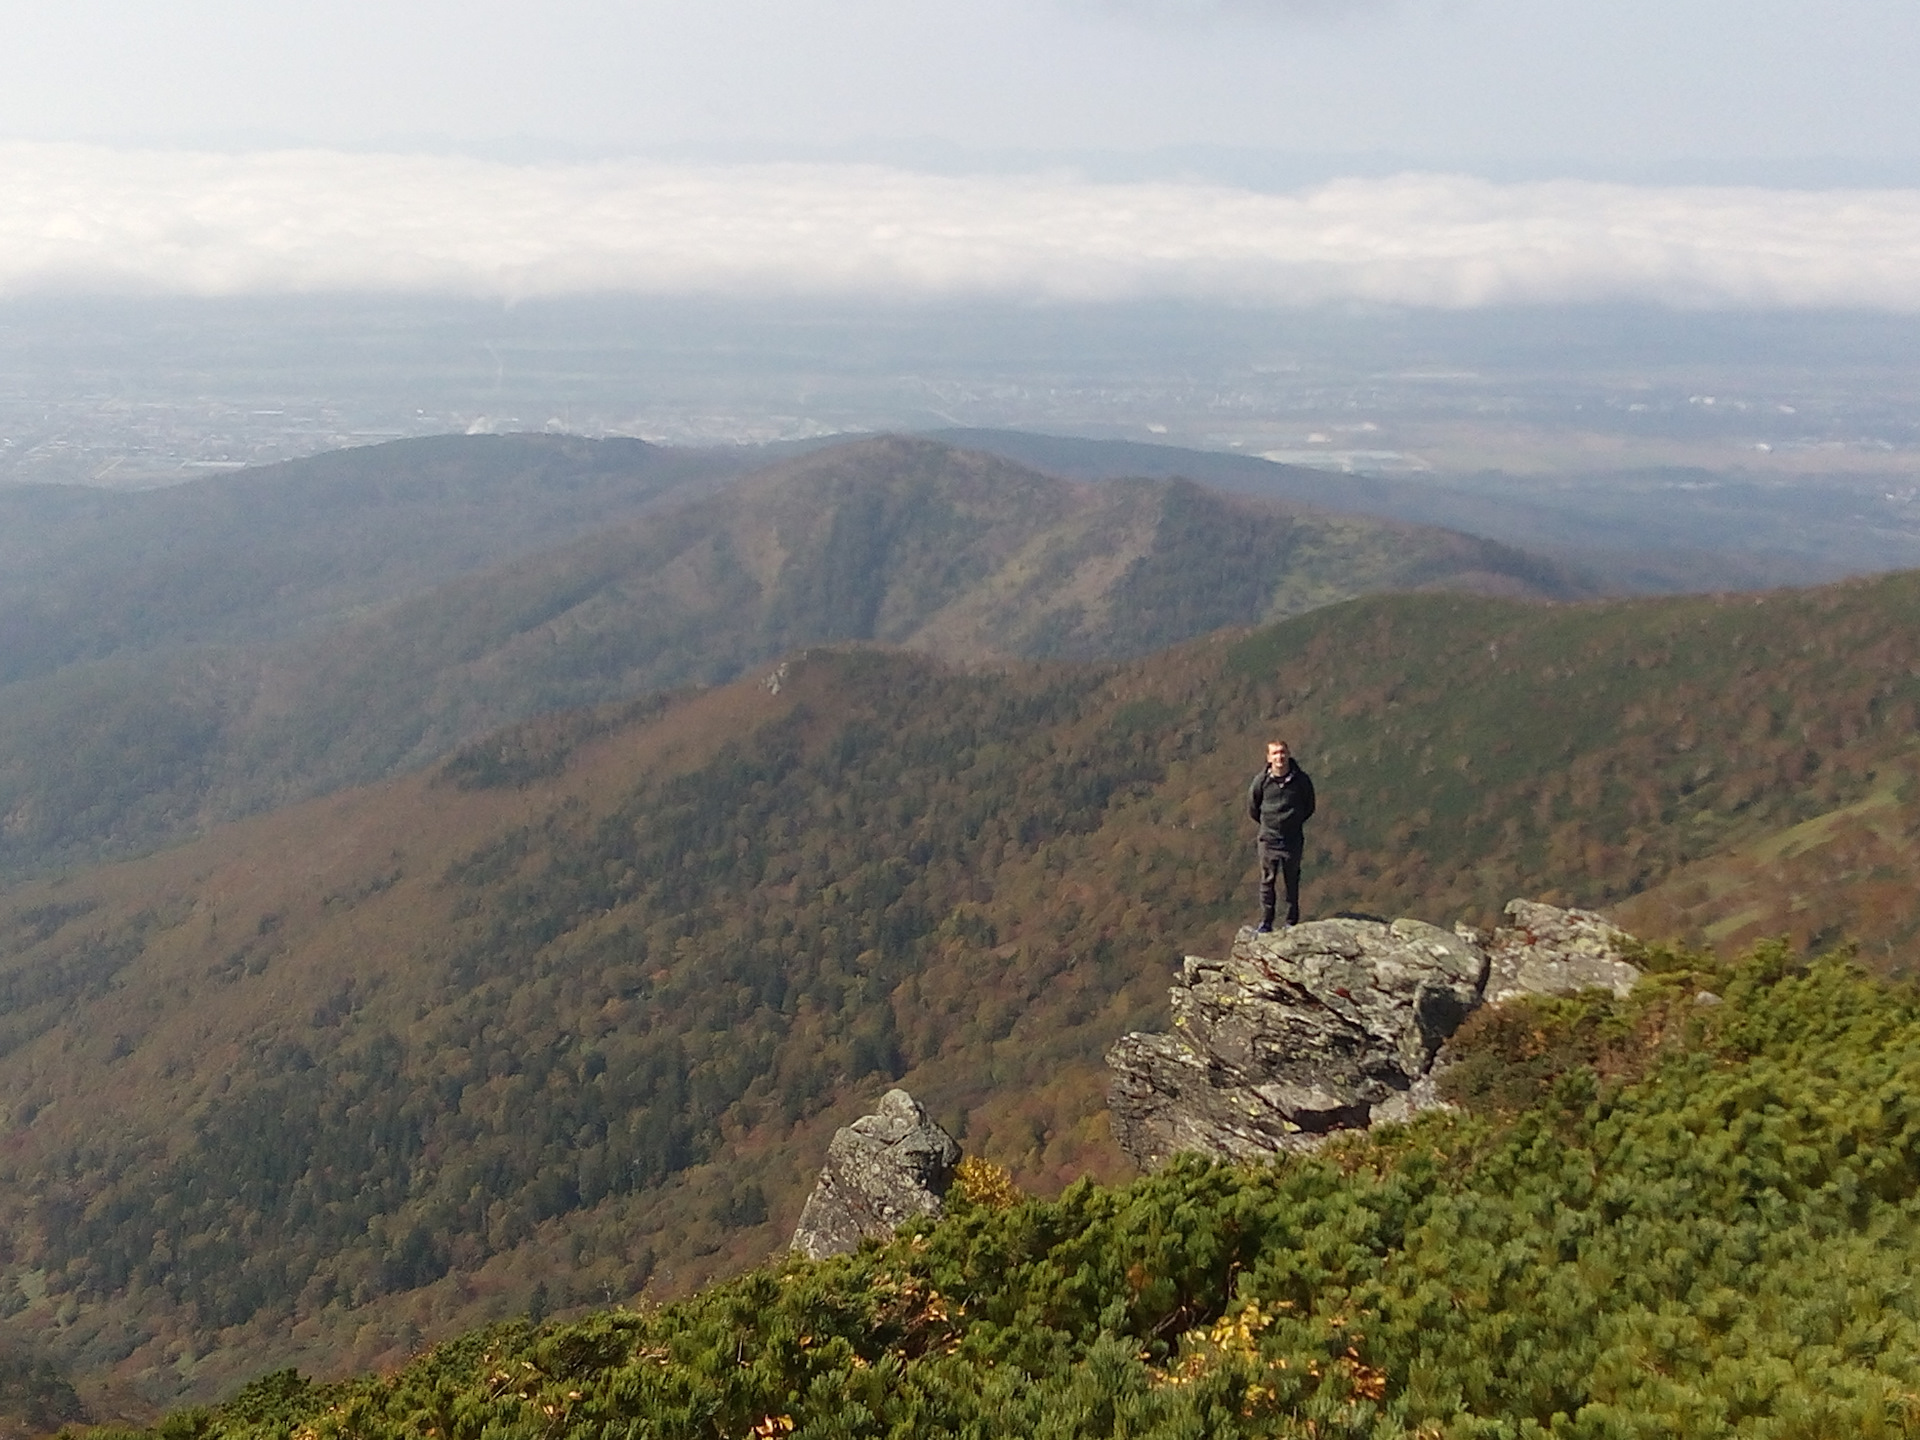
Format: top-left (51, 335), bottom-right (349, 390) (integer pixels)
top-left (1108, 901), bottom-right (1642, 1171)
top-left (1109, 917), bottom-right (1486, 1170)
top-left (789, 1089), bottom-right (961, 1260)
top-left (1482, 899), bottom-right (1640, 1005)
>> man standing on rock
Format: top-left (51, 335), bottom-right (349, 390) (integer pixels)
top-left (1248, 740), bottom-right (1315, 931)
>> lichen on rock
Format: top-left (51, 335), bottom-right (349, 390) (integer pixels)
top-left (1482, 899), bottom-right (1640, 1005)
top-left (789, 1089), bottom-right (961, 1260)
top-left (1107, 900), bottom-right (1642, 1171)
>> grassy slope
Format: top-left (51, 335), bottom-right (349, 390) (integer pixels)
top-left (107, 948), bottom-right (1920, 1438)
top-left (0, 436), bottom-right (1582, 878)
top-left (5, 571), bottom-right (1920, 1415)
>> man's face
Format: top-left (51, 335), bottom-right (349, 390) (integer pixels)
top-left (1268, 743), bottom-right (1290, 773)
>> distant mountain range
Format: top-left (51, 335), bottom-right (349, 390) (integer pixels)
top-left (0, 433), bottom-right (1586, 878)
top-left (928, 428), bottom-right (1888, 593)
top-left (3, 565), bottom-right (1918, 1418)
top-left (0, 433), bottom-right (759, 674)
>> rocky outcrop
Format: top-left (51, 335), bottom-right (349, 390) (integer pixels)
top-left (789, 1089), bottom-right (962, 1260)
top-left (1479, 899), bottom-right (1641, 1005)
top-left (1108, 900), bottom-right (1641, 1171)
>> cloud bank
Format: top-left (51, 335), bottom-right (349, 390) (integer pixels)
top-left (1083, 0), bottom-right (1398, 23)
top-left (4, 143), bottom-right (1920, 311)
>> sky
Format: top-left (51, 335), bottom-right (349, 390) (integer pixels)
top-left (7, 0), bottom-right (1920, 166)
top-left (3, 1), bottom-right (1919, 309)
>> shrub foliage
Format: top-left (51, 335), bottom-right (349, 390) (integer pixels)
top-left (103, 947), bottom-right (1920, 1438)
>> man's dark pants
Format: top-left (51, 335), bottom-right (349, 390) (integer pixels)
top-left (1259, 840), bottom-right (1302, 929)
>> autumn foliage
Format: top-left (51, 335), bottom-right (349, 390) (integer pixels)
top-left (5, 572), bottom-right (1920, 1410)
top-left (94, 945), bottom-right (1920, 1437)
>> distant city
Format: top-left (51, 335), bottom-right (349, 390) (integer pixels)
top-left (3, 295), bottom-right (1918, 498)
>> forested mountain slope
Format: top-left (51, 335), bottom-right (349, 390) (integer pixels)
top-left (108, 948), bottom-right (1920, 1438)
top-left (933, 427), bottom-right (1876, 593)
top-left (0, 435), bottom-right (1581, 878)
top-left (0, 433), bottom-right (758, 677)
top-left (3, 570), bottom-right (1919, 1416)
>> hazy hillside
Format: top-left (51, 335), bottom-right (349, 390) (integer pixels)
top-left (3, 569), bottom-right (1919, 1414)
top-left (0, 435), bottom-right (1583, 877)
top-left (933, 427), bottom-right (1863, 593)
top-left (0, 433), bottom-right (763, 682)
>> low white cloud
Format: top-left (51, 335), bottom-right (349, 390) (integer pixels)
top-left (1082, 0), bottom-right (1399, 21)
top-left (3, 143), bottom-right (1920, 311)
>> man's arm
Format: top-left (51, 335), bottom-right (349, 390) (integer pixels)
top-left (1247, 772), bottom-right (1265, 823)
top-left (1299, 771), bottom-right (1316, 823)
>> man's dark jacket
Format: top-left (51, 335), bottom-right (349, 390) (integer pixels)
top-left (1248, 763), bottom-right (1316, 847)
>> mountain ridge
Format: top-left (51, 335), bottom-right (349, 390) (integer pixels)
top-left (3, 567), bottom-right (1919, 1412)
top-left (0, 434), bottom-right (1587, 879)
top-left (0, 433), bottom-right (758, 679)
top-left (928, 426), bottom-right (1889, 592)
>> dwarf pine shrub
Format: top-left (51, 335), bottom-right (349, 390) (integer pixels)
top-left (108, 943), bottom-right (1920, 1438)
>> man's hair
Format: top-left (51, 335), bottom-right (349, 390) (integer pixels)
top-left (1268, 739), bottom-right (1291, 751)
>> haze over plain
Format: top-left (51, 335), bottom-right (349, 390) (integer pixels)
top-left (4, 3), bottom-right (1917, 575)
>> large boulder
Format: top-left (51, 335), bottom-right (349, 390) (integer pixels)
top-left (1108, 901), bottom-right (1643, 1171)
top-left (789, 1089), bottom-right (961, 1260)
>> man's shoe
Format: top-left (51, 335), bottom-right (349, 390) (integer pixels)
top-left (1254, 922), bottom-right (1273, 933)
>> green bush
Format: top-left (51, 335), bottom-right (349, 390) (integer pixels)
top-left (122, 944), bottom-right (1920, 1438)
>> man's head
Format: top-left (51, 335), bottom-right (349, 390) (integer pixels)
top-left (1267, 740), bottom-right (1291, 774)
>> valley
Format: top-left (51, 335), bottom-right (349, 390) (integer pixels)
top-left (0, 434), bottom-right (1582, 880)
top-left (0, 430), bottom-right (1916, 1429)
top-left (0, 557), bottom-right (1916, 1415)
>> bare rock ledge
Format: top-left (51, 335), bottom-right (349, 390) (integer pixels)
top-left (1107, 900), bottom-right (1641, 1171)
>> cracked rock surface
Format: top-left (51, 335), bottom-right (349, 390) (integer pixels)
top-left (1482, 899), bottom-right (1641, 1005)
top-left (1107, 901), bottom-right (1641, 1171)
top-left (789, 1089), bottom-right (961, 1260)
